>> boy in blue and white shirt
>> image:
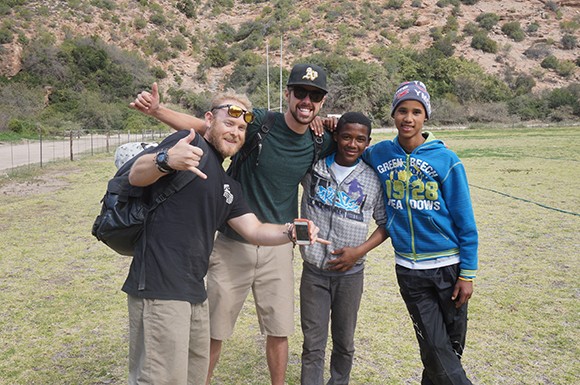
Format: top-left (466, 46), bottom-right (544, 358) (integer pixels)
top-left (363, 81), bottom-right (478, 385)
top-left (299, 112), bottom-right (388, 385)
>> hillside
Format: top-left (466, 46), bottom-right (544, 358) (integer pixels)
top-left (1, 0), bottom-right (578, 96)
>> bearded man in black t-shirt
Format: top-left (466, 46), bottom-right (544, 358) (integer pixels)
top-left (122, 90), bottom-right (327, 385)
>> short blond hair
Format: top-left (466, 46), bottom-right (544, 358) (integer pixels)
top-left (210, 89), bottom-right (252, 112)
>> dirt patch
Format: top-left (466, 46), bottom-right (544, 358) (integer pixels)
top-left (0, 168), bottom-right (75, 197)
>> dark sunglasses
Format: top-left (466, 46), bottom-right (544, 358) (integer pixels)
top-left (291, 86), bottom-right (326, 103)
top-left (212, 104), bottom-right (255, 124)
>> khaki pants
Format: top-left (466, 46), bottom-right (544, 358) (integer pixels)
top-left (208, 233), bottom-right (295, 339)
top-left (128, 295), bottom-right (210, 385)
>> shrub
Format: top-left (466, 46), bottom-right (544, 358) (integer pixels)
top-left (507, 94), bottom-right (547, 120)
top-left (513, 74), bottom-right (536, 95)
top-left (541, 55), bottom-right (559, 69)
top-left (313, 39), bottom-right (331, 51)
top-left (471, 31), bottom-right (497, 53)
top-left (7, 118), bottom-right (36, 133)
top-left (149, 12), bottom-right (166, 26)
top-left (561, 34), bottom-right (577, 50)
top-left (0, 26), bottom-right (12, 43)
top-left (555, 60), bottom-right (576, 77)
top-left (545, 0), bottom-right (559, 12)
top-left (151, 66), bottom-right (167, 79)
top-left (501, 21), bottom-right (525, 42)
top-left (206, 42), bottom-right (229, 68)
top-left (386, 0), bottom-right (404, 9)
top-left (216, 23), bottom-right (236, 43)
top-left (475, 12), bottom-right (499, 30)
top-left (463, 22), bottom-right (479, 35)
top-left (133, 17), bottom-right (147, 30)
top-left (461, 0), bottom-right (479, 4)
top-left (527, 22), bottom-right (539, 33)
top-left (176, 0), bottom-right (196, 18)
top-left (524, 43), bottom-right (551, 59)
top-left (398, 16), bottom-right (416, 30)
top-left (169, 35), bottom-right (188, 51)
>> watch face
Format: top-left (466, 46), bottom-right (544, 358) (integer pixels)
top-left (155, 149), bottom-right (173, 173)
top-left (157, 151), bottom-right (168, 163)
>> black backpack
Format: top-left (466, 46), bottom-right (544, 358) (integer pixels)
top-left (226, 111), bottom-right (324, 179)
top-left (92, 137), bottom-right (209, 256)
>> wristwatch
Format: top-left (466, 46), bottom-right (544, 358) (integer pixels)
top-left (154, 148), bottom-right (175, 173)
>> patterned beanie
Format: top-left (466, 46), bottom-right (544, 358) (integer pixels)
top-left (390, 81), bottom-right (432, 119)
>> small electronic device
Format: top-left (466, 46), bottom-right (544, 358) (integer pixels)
top-left (293, 219), bottom-right (310, 245)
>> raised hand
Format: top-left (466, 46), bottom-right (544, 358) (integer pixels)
top-left (167, 129), bottom-right (207, 179)
top-left (130, 82), bottom-right (160, 115)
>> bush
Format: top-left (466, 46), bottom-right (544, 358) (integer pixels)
top-left (0, 26), bottom-right (12, 43)
top-left (149, 12), bottom-right (166, 26)
top-left (169, 35), bottom-right (188, 51)
top-left (513, 74), bottom-right (536, 95)
top-left (463, 22), bottom-right (479, 35)
top-left (524, 43), bottom-right (551, 59)
top-left (476, 12), bottom-right (499, 31)
top-left (541, 55), bottom-right (559, 69)
top-left (176, 0), bottom-right (196, 18)
top-left (133, 17), bottom-right (147, 30)
top-left (205, 42), bottom-right (229, 68)
top-left (501, 21), bottom-right (525, 42)
top-left (7, 118), bottom-right (36, 133)
top-left (527, 22), bottom-right (539, 33)
top-left (471, 31), bottom-right (497, 53)
top-left (561, 34), bottom-right (577, 50)
top-left (555, 60), bottom-right (576, 77)
top-left (386, 0), bottom-right (404, 9)
top-left (507, 94), bottom-right (547, 120)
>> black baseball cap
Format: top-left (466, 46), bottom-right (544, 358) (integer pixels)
top-left (286, 63), bottom-right (328, 93)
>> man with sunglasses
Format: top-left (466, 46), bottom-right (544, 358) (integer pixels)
top-left (123, 90), bottom-right (325, 385)
top-left (131, 63), bottom-right (334, 385)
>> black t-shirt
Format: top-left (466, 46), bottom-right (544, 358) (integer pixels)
top-left (122, 131), bottom-right (251, 304)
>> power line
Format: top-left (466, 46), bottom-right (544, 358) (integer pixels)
top-left (470, 184), bottom-right (580, 217)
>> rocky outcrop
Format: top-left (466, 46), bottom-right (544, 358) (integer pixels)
top-left (0, 43), bottom-right (23, 78)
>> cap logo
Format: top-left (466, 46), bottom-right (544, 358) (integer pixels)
top-left (302, 67), bottom-right (319, 81)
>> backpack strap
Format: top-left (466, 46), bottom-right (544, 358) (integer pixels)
top-left (227, 110), bottom-right (276, 179)
top-left (309, 129), bottom-right (324, 172)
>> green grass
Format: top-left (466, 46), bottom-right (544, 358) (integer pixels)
top-left (0, 127), bottom-right (578, 384)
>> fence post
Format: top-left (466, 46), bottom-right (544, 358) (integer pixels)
top-left (39, 126), bottom-right (43, 168)
top-left (69, 131), bottom-right (74, 161)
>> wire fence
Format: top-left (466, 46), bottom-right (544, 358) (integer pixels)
top-left (0, 129), bottom-right (171, 175)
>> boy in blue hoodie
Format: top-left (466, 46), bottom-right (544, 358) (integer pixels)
top-left (363, 81), bottom-right (478, 385)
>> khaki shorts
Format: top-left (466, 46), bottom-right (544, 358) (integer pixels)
top-left (207, 232), bottom-right (295, 340)
top-left (128, 296), bottom-right (210, 385)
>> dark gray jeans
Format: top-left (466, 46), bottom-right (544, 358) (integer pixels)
top-left (396, 264), bottom-right (472, 385)
top-left (300, 262), bottom-right (364, 385)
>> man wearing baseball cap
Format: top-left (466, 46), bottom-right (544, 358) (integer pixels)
top-left (131, 63), bottom-right (335, 385)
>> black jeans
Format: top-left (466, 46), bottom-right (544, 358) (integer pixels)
top-left (396, 264), bottom-right (472, 385)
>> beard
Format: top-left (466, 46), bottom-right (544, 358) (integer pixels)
top-left (206, 125), bottom-right (243, 158)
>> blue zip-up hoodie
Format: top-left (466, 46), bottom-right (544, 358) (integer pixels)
top-left (363, 132), bottom-right (478, 280)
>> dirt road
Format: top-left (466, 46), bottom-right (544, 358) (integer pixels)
top-left (0, 132), bottom-right (166, 174)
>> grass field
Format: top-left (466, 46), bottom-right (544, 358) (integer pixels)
top-left (0, 127), bottom-right (578, 384)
